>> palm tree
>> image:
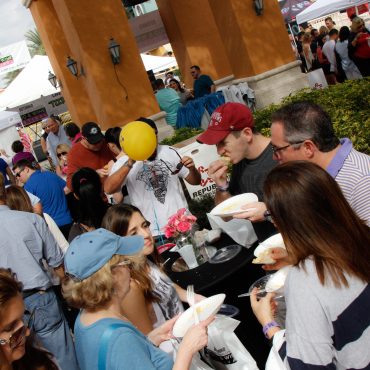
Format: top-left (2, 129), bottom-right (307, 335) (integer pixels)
top-left (3, 28), bottom-right (45, 87)
top-left (25, 28), bottom-right (45, 56)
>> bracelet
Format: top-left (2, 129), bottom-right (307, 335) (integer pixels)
top-left (216, 182), bottom-right (229, 192)
top-left (262, 321), bottom-right (280, 338)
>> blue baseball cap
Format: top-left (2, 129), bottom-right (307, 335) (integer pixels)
top-left (64, 228), bottom-right (144, 280)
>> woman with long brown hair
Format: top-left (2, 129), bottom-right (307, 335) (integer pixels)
top-left (251, 161), bottom-right (370, 369)
top-left (102, 204), bottom-right (203, 353)
top-left (0, 268), bottom-right (58, 370)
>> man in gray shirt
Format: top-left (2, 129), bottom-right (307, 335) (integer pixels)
top-left (0, 174), bottom-right (78, 370)
top-left (45, 115), bottom-right (70, 176)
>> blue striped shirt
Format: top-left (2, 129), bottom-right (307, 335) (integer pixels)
top-left (327, 138), bottom-right (370, 226)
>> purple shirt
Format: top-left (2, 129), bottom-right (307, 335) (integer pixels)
top-left (326, 138), bottom-right (352, 178)
top-left (12, 151), bottom-right (37, 166)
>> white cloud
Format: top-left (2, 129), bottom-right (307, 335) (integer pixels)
top-left (0, 0), bottom-right (36, 48)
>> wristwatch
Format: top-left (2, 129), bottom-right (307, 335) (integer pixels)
top-left (264, 210), bottom-right (273, 223)
top-left (123, 159), bottom-right (135, 169)
top-left (216, 182), bottom-right (229, 192)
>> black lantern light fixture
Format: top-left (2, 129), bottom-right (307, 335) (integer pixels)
top-left (108, 38), bottom-right (121, 65)
top-left (253, 0), bottom-right (263, 16)
top-left (66, 56), bottom-right (84, 78)
top-left (48, 71), bottom-right (61, 89)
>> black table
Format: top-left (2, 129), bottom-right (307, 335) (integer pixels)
top-left (162, 234), bottom-right (271, 369)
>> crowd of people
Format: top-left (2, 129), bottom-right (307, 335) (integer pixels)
top-left (154, 65), bottom-right (215, 127)
top-left (294, 15), bottom-right (369, 84)
top-left (0, 96), bottom-right (368, 370)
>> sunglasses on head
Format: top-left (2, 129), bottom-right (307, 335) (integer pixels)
top-left (0, 309), bottom-right (35, 349)
top-left (57, 151), bottom-right (68, 158)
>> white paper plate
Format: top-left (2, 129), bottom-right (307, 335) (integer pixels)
top-left (253, 233), bottom-right (285, 264)
top-left (210, 193), bottom-right (258, 217)
top-left (172, 294), bottom-right (226, 337)
top-left (265, 266), bottom-right (291, 293)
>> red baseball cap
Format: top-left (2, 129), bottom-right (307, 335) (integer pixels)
top-left (197, 103), bottom-right (254, 145)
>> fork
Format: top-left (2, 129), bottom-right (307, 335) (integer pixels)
top-left (187, 285), bottom-right (199, 324)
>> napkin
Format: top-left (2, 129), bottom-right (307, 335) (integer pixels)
top-left (207, 214), bottom-right (257, 247)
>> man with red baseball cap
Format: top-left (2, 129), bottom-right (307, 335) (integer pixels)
top-left (197, 102), bottom-right (277, 242)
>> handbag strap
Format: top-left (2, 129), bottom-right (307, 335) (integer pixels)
top-left (98, 322), bottom-right (132, 370)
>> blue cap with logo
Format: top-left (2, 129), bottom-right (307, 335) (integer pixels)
top-left (64, 228), bottom-right (144, 280)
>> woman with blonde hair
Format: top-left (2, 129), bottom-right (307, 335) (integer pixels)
top-left (251, 161), bottom-right (370, 369)
top-left (101, 204), bottom-right (203, 353)
top-left (56, 143), bottom-right (71, 180)
top-left (62, 229), bottom-right (212, 370)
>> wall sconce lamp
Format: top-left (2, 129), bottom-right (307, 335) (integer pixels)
top-left (108, 38), bottom-right (121, 65)
top-left (254, 0), bottom-right (263, 15)
top-left (66, 56), bottom-right (85, 78)
top-left (48, 71), bottom-right (62, 89)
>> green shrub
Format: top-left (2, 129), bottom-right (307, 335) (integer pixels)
top-left (254, 78), bottom-right (370, 154)
top-left (160, 127), bottom-right (203, 146)
top-left (188, 194), bottom-right (215, 230)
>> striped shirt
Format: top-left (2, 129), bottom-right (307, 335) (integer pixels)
top-left (272, 259), bottom-right (370, 370)
top-left (327, 138), bottom-right (370, 226)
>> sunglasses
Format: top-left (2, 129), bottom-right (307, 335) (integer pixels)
top-left (160, 148), bottom-right (184, 175)
top-left (0, 310), bottom-right (35, 349)
top-left (14, 168), bottom-right (25, 178)
top-left (57, 151), bottom-right (68, 158)
top-left (111, 260), bottom-right (131, 270)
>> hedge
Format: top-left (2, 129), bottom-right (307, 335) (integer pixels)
top-left (254, 77), bottom-right (370, 154)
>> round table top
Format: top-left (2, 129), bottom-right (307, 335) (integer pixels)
top-left (162, 234), bottom-right (258, 293)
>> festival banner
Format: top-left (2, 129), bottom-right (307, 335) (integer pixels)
top-left (0, 41), bottom-right (31, 76)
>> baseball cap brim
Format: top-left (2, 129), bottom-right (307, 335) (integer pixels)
top-left (86, 132), bottom-right (104, 144)
top-left (197, 129), bottom-right (230, 145)
top-left (116, 235), bottom-right (145, 256)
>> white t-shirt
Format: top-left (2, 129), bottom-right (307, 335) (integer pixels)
top-left (123, 145), bottom-right (189, 236)
top-left (322, 39), bottom-right (337, 72)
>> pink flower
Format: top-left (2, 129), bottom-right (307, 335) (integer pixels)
top-left (177, 221), bottom-right (192, 233)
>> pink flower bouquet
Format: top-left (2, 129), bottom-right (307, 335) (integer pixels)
top-left (163, 208), bottom-right (197, 239)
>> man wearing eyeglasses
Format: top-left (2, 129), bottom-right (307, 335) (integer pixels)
top-left (0, 173), bottom-right (79, 370)
top-left (104, 118), bottom-right (201, 237)
top-left (44, 116), bottom-right (70, 177)
top-left (197, 102), bottom-right (278, 242)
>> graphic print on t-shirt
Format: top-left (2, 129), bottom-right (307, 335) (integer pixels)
top-left (136, 161), bottom-right (171, 204)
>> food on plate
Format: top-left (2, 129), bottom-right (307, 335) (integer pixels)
top-left (221, 203), bottom-right (238, 212)
top-left (252, 233), bottom-right (286, 264)
top-left (265, 266), bottom-right (291, 293)
top-left (252, 249), bottom-right (275, 264)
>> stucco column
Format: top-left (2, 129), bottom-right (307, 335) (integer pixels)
top-left (156, 0), bottom-right (234, 89)
top-left (29, 0), bottom-right (97, 124)
top-left (30, 0), bottom-right (161, 129)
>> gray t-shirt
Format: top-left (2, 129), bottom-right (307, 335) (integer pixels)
top-left (279, 259), bottom-right (370, 369)
top-left (229, 143), bottom-right (277, 242)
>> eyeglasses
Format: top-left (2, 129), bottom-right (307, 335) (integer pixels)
top-left (57, 151), bottom-right (68, 158)
top-left (14, 168), bottom-right (25, 178)
top-left (271, 141), bottom-right (304, 156)
top-left (160, 148), bottom-right (184, 175)
top-left (0, 310), bottom-right (35, 349)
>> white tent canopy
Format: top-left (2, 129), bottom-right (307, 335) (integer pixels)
top-left (140, 54), bottom-right (177, 73)
top-left (296, 0), bottom-right (370, 23)
top-left (0, 55), bottom-right (60, 110)
top-left (0, 110), bottom-right (21, 155)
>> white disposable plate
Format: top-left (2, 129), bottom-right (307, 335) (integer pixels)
top-left (172, 294), bottom-right (226, 338)
top-left (265, 266), bottom-right (291, 293)
top-left (210, 193), bottom-right (258, 217)
top-left (253, 233), bottom-right (285, 264)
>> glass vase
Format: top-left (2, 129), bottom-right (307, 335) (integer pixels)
top-left (175, 232), bottom-right (204, 268)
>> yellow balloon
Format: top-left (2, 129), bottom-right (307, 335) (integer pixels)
top-left (120, 121), bottom-right (157, 161)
